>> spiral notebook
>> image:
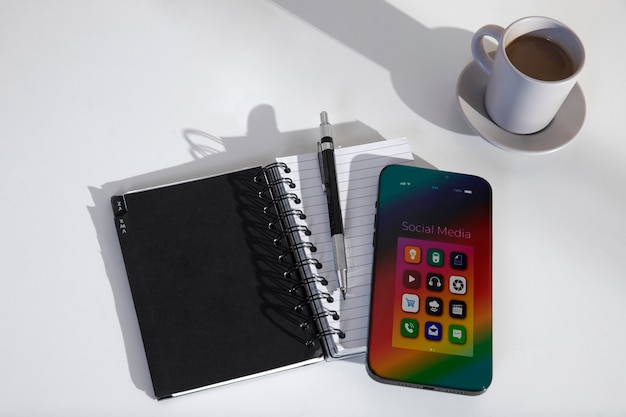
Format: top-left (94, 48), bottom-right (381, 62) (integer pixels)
top-left (111, 138), bottom-right (413, 399)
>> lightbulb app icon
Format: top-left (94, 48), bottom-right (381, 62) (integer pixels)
top-left (404, 246), bottom-right (421, 264)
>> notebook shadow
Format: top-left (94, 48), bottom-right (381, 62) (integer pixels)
top-left (87, 104), bottom-right (432, 397)
top-left (229, 170), bottom-right (326, 350)
top-left (271, 0), bottom-right (475, 135)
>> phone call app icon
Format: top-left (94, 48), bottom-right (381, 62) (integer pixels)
top-left (404, 246), bottom-right (421, 264)
top-left (427, 249), bottom-right (444, 267)
top-left (400, 318), bottom-right (419, 338)
top-left (402, 293), bottom-right (419, 313)
top-left (403, 270), bottom-right (420, 289)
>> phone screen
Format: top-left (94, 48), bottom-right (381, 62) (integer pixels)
top-left (367, 165), bottom-right (492, 394)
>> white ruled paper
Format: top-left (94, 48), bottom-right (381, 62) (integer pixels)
top-left (276, 138), bottom-right (414, 357)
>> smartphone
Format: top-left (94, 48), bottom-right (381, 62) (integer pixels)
top-left (367, 165), bottom-right (492, 395)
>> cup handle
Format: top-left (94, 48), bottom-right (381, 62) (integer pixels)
top-left (471, 25), bottom-right (504, 75)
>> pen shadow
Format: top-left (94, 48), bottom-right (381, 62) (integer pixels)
top-left (339, 153), bottom-right (434, 351)
top-left (86, 104), bottom-right (434, 397)
top-left (270, 0), bottom-right (475, 135)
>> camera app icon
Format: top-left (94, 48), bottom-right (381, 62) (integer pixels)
top-left (449, 276), bottom-right (467, 295)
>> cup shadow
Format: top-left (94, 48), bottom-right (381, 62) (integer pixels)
top-left (271, 0), bottom-right (475, 135)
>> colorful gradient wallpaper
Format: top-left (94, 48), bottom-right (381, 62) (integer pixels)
top-left (368, 165), bottom-right (492, 393)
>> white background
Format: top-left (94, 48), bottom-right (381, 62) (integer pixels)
top-left (1, 1), bottom-right (625, 415)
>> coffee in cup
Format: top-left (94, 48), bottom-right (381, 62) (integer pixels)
top-left (471, 16), bottom-right (585, 134)
top-left (506, 34), bottom-right (576, 81)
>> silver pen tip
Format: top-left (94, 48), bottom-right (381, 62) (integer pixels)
top-left (320, 111), bottom-right (329, 125)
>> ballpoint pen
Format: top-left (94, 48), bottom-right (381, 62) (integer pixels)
top-left (318, 111), bottom-right (348, 299)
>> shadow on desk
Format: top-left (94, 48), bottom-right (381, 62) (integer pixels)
top-left (87, 104), bottom-right (435, 398)
top-left (271, 0), bottom-right (475, 135)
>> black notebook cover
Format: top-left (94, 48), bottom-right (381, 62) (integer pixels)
top-left (111, 167), bottom-right (324, 399)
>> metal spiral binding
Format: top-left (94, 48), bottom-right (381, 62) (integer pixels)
top-left (268, 209), bottom-right (306, 230)
top-left (294, 291), bottom-right (334, 312)
top-left (288, 274), bottom-right (328, 295)
top-left (253, 162), bottom-right (290, 183)
top-left (305, 328), bottom-right (346, 348)
top-left (283, 258), bottom-right (322, 278)
top-left (299, 309), bottom-right (340, 330)
top-left (256, 162), bottom-right (343, 349)
top-left (279, 242), bottom-right (316, 262)
top-left (273, 225), bottom-right (311, 246)
top-left (263, 193), bottom-right (301, 214)
top-left (258, 178), bottom-right (296, 198)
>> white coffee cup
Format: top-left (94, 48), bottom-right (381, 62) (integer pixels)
top-left (471, 16), bottom-right (585, 134)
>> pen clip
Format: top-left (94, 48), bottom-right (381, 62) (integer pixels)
top-left (317, 142), bottom-right (327, 193)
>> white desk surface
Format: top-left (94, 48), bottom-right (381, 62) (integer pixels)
top-left (1, 1), bottom-right (625, 415)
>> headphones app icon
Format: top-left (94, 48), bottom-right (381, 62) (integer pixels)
top-left (426, 273), bottom-right (443, 291)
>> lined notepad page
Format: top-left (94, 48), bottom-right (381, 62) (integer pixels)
top-left (276, 138), bottom-right (414, 357)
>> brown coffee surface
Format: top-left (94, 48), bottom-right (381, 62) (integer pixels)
top-left (506, 34), bottom-right (576, 81)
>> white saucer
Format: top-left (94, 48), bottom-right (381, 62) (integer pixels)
top-left (456, 60), bottom-right (586, 154)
